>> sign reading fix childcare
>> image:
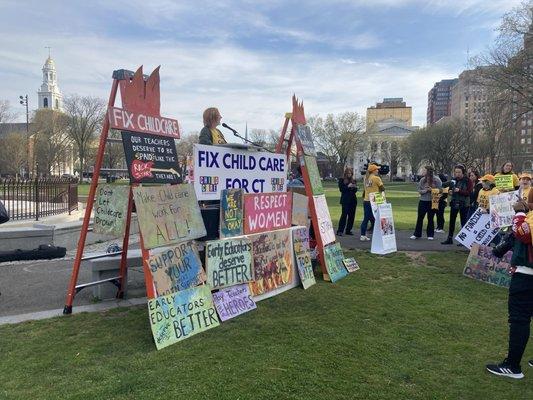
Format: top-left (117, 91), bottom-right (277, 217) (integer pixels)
top-left (193, 144), bottom-right (287, 200)
top-left (93, 184), bottom-right (129, 237)
top-left (205, 237), bottom-right (253, 290)
top-left (109, 107), bottom-right (179, 138)
top-left (244, 192), bottom-right (292, 234)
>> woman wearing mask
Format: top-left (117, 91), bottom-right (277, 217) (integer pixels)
top-left (441, 164), bottom-right (473, 245)
top-left (337, 168), bottom-right (358, 236)
top-left (410, 166), bottom-right (442, 240)
top-left (360, 164), bottom-right (385, 241)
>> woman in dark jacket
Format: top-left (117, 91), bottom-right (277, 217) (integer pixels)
top-left (441, 164), bottom-right (473, 245)
top-left (337, 167), bottom-right (357, 236)
top-left (468, 169), bottom-right (482, 218)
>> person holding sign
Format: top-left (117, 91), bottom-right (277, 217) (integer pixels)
top-left (477, 174), bottom-right (500, 212)
top-left (519, 173), bottom-right (531, 203)
top-left (199, 107), bottom-right (227, 145)
top-left (441, 165), bottom-right (473, 245)
top-left (410, 166), bottom-right (442, 240)
top-left (337, 167), bottom-right (358, 236)
top-left (495, 161), bottom-right (519, 192)
top-left (360, 164), bottom-right (385, 241)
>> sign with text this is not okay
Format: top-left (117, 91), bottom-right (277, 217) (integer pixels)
top-left (243, 192), bottom-right (292, 234)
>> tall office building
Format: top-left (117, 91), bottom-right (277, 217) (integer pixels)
top-left (427, 79), bottom-right (458, 125)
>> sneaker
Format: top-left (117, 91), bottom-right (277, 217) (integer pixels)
top-left (529, 360), bottom-right (533, 367)
top-left (360, 235), bottom-right (370, 241)
top-left (486, 360), bottom-right (524, 379)
top-left (435, 229), bottom-right (444, 233)
top-left (409, 235), bottom-right (418, 240)
top-left (428, 237), bottom-right (434, 240)
top-left (441, 238), bottom-right (453, 245)
top-left (345, 231), bottom-right (354, 236)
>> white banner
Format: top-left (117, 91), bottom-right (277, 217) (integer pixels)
top-left (312, 195), bottom-right (336, 246)
top-left (371, 203), bottom-right (397, 255)
top-left (192, 144), bottom-right (287, 200)
top-left (455, 207), bottom-right (499, 249)
top-left (489, 191), bottom-right (519, 229)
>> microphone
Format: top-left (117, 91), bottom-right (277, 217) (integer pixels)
top-left (222, 123), bottom-right (237, 134)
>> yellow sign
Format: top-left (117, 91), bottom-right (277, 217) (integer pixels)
top-left (431, 189), bottom-right (441, 210)
top-left (495, 175), bottom-right (514, 191)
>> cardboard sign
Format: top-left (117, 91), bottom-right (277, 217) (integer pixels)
top-left (431, 189), bottom-right (441, 210)
top-left (205, 237), bottom-right (253, 290)
top-left (489, 191), bottom-right (520, 229)
top-left (148, 241), bottom-right (205, 296)
top-left (243, 192), bottom-right (292, 234)
top-left (219, 188), bottom-right (244, 238)
top-left (147, 285), bottom-right (220, 350)
top-left (495, 175), bottom-right (514, 191)
top-left (463, 244), bottom-right (512, 288)
top-left (108, 107), bottom-right (180, 138)
top-left (312, 195), bottom-right (336, 245)
top-left (212, 284), bottom-right (257, 322)
top-left (292, 227), bottom-right (316, 289)
top-left (291, 192), bottom-right (309, 227)
top-left (249, 229), bottom-right (293, 296)
top-left (369, 192), bottom-right (386, 217)
top-left (303, 155), bottom-right (324, 195)
top-left (455, 207), bottom-right (499, 249)
top-left (133, 184), bottom-right (206, 249)
top-left (296, 124), bottom-right (316, 156)
top-left (121, 131), bottom-right (179, 184)
top-left (371, 203), bottom-right (397, 255)
top-left (323, 243), bottom-right (349, 283)
top-left (343, 257), bottom-right (360, 273)
top-left (193, 144), bottom-right (287, 200)
top-left (93, 184), bottom-right (129, 237)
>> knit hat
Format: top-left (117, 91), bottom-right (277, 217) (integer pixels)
top-left (368, 164), bottom-right (379, 173)
top-left (479, 174), bottom-right (495, 183)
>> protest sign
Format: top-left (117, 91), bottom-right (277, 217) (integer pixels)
top-left (292, 227), bottom-right (316, 289)
top-left (212, 284), bottom-right (257, 322)
top-left (220, 188), bottom-right (244, 238)
top-left (193, 144), bottom-right (287, 200)
top-left (291, 192), bottom-right (309, 227)
top-left (249, 229), bottom-right (293, 296)
top-left (295, 124), bottom-right (316, 156)
top-left (93, 184), bottom-right (129, 236)
top-left (495, 175), bottom-right (514, 191)
top-left (303, 155), bottom-right (324, 195)
top-left (431, 189), bottom-right (441, 210)
top-left (369, 192), bottom-right (386, 217)
top-left (133, 184), bottom-right (206, 249)
top-left (371, 203), bottom-right (397, 255)
top-left (147, 285), bottom-right (220, 350)
top-left (148, 241), bottom-right (205, 296)
top-left (342, 257), bottom-right (360, 273)
top-left (323, 243), bottom-right (349, 283)
top-left (463, 243), bottom-right (512, 288)
top-left (489, 191), bottom-right (519, 229)
top-left (121, 131), bottom-right (179, 184)
top-left (455, 207), bottom-right (500, 249)
top-left (243, 192), bottom-right (292, 234)
top-left (108, 106), bottom-right (180, 138)
top-left (312, 195), bottom-right (336, 245)
top-left (205, 237), bottom-right (253, 290)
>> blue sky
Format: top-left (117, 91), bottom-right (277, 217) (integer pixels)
top-left (0, 0), bottom-right (524, 134)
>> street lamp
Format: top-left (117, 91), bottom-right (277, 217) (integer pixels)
top-left (19, 95), bottom-right (29, 177)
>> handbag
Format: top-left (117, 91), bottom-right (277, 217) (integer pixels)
top-left (0, 200), bottom-right (9, 224)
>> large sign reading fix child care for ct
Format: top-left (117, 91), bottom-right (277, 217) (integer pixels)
top-left (192, 144), bottom-right (287, 200)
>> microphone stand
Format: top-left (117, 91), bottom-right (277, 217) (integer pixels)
top-left (222, 126), bottom-right (274, 153)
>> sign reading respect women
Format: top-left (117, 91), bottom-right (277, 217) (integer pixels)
top-left (192, 144), bottom-right (287, 200)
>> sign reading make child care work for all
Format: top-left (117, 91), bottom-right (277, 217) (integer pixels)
top-left (312, 195), bottom-right (336, 245)
top-left (133, 184), bottom-right (206, 249)
top-left (292, 227), bottom-right (316, 289)
top-left (121, 131), bottom-right (179, 184)
top-left (205, 237), bottom-right (253, 290)
top-left (463, 244), bottom-right (512, 288)
top-left (212, 284), bottom-right (257, 322)
top-left (193, 144), bottom-right (287, 201)
top-left (148, 285), bottom-right (220, 350)
top-left (243, 192), bottom-right (292, 234)
top-left (455, 207), bottom-right (499, 249)
top-left (296, 125), bottom-right (316, 156)
top-left (148, 241), bottom-right (205, 296)
top-left (489, 191), bottom-right (519, 229)
top-left (93, 184), bottom-right (129, 237)
top-left (220, 188), bottom-right (244, 238)
top-left (323, 243), bottom-right (348, 283)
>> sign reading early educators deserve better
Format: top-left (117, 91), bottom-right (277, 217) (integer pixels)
top-left (192, 144), bottom-right (287, 200)
top-left (323, 243), bottom-right (349, 283)
top-left (455, 207), bottom-right (499, 249)
top-left (133, 184), bottom-right (206, 249)
top-left (463, 244), bottom-right (513, 288)
top-left (296, 124), bottom-right (316, 156)
top-left (148, 241), bottom-right (205, 296)
top-left (243, 192), bottom-right (292, 234)
top-left (303, 155), bottom-right (324, 195)
top-left (121, 131), bottom-right (179, 184)
top-left (292, 227), bottom-right (316, 289)
top-left (147, 285), bottom-right (220, 350)
top-left (93, 184), bottom-right (129, 237)
top-left (489, 191), bottom-right (519, 229)
top-left (220, 188), bottom-right (244, 238)
top-left (312, 195), bottom-right (336, 245)
top-left (205, 237), bottom-right (253, 290)
top-left (212, 284), bottom-right (257, 322)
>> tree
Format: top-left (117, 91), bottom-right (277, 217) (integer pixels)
top-left (31, 109), bottom-right (70, 175)
top-left (0, 132), bottom-right (27, 176)
top-left (64, 95), bottom-right (106, 177)
top-left (103, 130), bottom-right (126, 172)
top-left (249, 128), bottom-right (279, 151)
top-left (0, 100), bottom-right (16, 124)
top-left (175, 133), bottom-right (199, 180)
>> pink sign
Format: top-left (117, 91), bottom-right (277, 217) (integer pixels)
top-left (243, 192), bottom-right (292, 234)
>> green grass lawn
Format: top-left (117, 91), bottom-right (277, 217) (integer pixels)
top-left (1, 251), bottom-right (530, 399)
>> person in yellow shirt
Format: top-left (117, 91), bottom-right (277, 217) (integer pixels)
top-left (360, 164), bottom-right (385, 241)
top-left (199, 107), bottom-right (227, 145)
top-left (477, 174), bottom-right (500, 212)
top-left (495, 161), bottom-right (520, 192)
top-left (519, 173), bottom-right (531, 202)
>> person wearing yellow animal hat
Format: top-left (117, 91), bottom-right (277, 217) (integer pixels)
top-left (477, 174), bottom-right (500, 212)
top-left (519, 173), bottom-right (531, 203)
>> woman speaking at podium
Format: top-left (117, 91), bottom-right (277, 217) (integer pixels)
top-left (199, 107), bottom-right (227, 145)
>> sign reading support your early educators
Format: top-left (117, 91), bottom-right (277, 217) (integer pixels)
top-left (455, 207), bottom-right (499, 249)
top-left (205, 237), bottom-right (253, 290)
top-left (133, 184), bottom-right (206, 249)
top-left (312, 195), bottom-right (336, 245)
top-left (121, 131), bottom-right (179, 184)
top-left (212, 284), bottom-right (257, 322)
top-left (93, 184), bottom-right (129, 237)
top-left (292, 226), bottom-right (316, 289)
top-left (371, 203), bottom-right (397, 255)
top-left (323, 243), bottom-right (348, 283)
top-left (193, 144), bottom-right (287, 200)
top-left (243, 192), bottom-right (292, 234)
top-left (147, 285), bottom-right (220, 350)
top-left (463, 243), bottom-right (512, 288)
top-left (220, 188), bottom-right (244, 238)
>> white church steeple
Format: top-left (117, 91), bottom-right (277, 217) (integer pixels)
top-left (38, 49), bottom-right (63, 110)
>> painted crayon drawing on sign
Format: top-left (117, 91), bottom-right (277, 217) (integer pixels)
top-left (324, 243), bottom-right (348, 283)
top-left (148, 241), bottom-right (205, 296)
top-left (312, 195), bottom-right (336, 245)
top-left (303, 155), bottom-right (324, 195)
top-left (147, 285), bottom-right (220, 350)
top-left (205, 237), bottom-right (253, 290)
top-left (292, 227), bottom-right (316, 289)
top-left (212, 284), bottom-right (257, 322)
top-left (249, 229), bottom-right (293, 296)
top-left (243, 192), bottom-right (292, 234)
top-left (220, 188), bottom-right (244, 238)
top-left (133, 184), bottom-right (206, 249)
top-left (93, 184), bottom-right (129, 237)
top-left (296, 124), bottom-right (316, 156)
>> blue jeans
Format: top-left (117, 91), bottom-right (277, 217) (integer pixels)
top-left (360, 201), bottom-right (375, 236)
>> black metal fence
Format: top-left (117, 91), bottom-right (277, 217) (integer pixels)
top-left (0, 177), bottom-right (78, 221)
